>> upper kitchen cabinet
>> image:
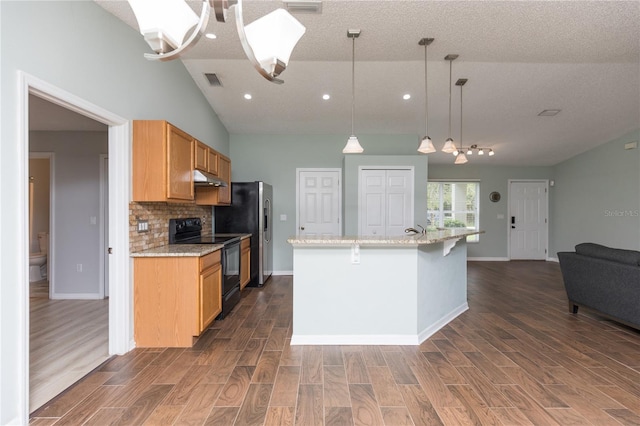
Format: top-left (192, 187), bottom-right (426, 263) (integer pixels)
top-left (195, 153), bottom-right (231, 206)
top-left (195, 140), bottom-right (219, 176)
top-left (133, 120), bottom-right (194, 202)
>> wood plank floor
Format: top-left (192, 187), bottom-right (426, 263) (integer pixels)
top-left (30, 280), bottom-right (110, 413)
top-left (30, 261), bottom-right (640, 425)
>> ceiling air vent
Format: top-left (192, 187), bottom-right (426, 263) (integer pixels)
top-left (284, 0), bottom-right (322, 14)
top-left (204, 73), bottom-right (222, 87)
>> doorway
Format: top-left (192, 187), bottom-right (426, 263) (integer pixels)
top-left (296, 168), bottom-right (342, 237)
top-left (508, 180), bottom-right (549, 260)
top-left (18, 72), bottom-right (131, 419)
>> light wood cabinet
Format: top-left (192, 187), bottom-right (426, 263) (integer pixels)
top-left (240, 237), bottom-right (251, 289)
top-left (195, 140), bottom-right (219, 176)
top-left (199, 255), bottom-right (222, 333)
top-left (133, 120), bottom-right (194, 202)
top-left (134, 250), bottom-right (221, 347)
top-left (195, 153), bottom-right (231, 206)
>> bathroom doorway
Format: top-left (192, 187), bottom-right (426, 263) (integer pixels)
top-left (28, 153), bottom-right (52, 298)
top-left (28, 95), bottom-right (110, 412)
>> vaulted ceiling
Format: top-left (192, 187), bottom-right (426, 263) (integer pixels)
top-left (96, 1), bottom-right (640, 165)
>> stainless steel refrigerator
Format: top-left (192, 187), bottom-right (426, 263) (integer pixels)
top-left (215, 182), bottom-right (273, 286)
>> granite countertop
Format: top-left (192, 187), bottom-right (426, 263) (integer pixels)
top-left (288, 228), bottom-right (483, 246)
top-left (130, 244), bottom-right (223, 257)
top-left (130, 233), bottom-right (251, 258)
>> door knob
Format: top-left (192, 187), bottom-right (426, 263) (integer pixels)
top-left (300, 226), bottom-right (305, 230)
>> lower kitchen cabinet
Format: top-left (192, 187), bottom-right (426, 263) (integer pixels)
top-left (134, 250), bottom-right (222, 347)
top-left (240, 237), bottom-right (251, 289)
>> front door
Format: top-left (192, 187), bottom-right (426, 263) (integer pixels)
top-left (297, 169), bottom-right (342, 237)
top-left (509, 180), bottom-right (548, 259)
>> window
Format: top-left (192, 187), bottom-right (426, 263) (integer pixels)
top-left (427, 181), bottom-right (479, 242)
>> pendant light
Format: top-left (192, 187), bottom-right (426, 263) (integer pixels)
top-left (454, 78), bottom-right (468, 165)
top-left (343, 30), bottom-right (364, 154)
top-left (417, 38), bottom-right (436, 154)
top-left (442, 54), bottom-right (459, 154)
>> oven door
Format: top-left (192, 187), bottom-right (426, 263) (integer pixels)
top-left (222, 241), bottom-right (240, 295)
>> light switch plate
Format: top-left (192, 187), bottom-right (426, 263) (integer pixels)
top-left (280, 214), bottom-right (287, 221)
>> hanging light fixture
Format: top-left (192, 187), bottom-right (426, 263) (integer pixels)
top-left (454, 78), bottom-right (468, 165)
top-left (127, 0), bottom-right (306, 84)
top-left (442, 54), bottom-right (459, 154)
top-left (417, 38), bottom-right (436, 154)
top-left (343, 29), bottom-right (364, 154)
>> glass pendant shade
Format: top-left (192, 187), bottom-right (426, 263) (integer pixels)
top-left (442, 138), bottom-right (456, 153)
top-left (454, 152), bottom-right (468, 165)
top-left (417, 136), bottom-right (436, 154)
top-left (244, 8), bottom-right (306, 76)
top-left (489, 149), bottom-right (495, 156)
top-left (343, 135), bottom-right (364, 154)
top-left (128, 0), bottom-right (198, 53)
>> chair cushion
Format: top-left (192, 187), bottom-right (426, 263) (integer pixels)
top-left (575, 243), bottom-right (640, 266)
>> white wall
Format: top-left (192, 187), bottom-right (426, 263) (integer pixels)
top-left (31, 131), bottom-right (108, 297)
top-left (0, 2), bottom-right (229, 422)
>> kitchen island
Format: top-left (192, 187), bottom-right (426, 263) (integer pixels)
top-left (287, 229), bottom-right (481, 345)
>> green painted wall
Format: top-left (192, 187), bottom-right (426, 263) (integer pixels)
top-left (427, 165), bottom-right (553, 258)
top-left (551, 129), bottom-right (640, 254)
top-left (228, 134), bottom-right (422, 271)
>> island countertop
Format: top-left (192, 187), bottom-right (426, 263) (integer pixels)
top-left (288, 228), bottom-right (482, 246)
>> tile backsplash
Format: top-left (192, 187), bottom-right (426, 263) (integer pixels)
top-left (129, 202), bottom-right (212, 252)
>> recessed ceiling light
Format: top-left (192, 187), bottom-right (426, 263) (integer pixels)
top-left (322, 94), bottom-right (330, 100)
top-left (538, 109), bottom-right (561, 116)
top-left (205, 33), bottom-right (217, 40)
top-left (244, 94), bottom-right (252, 100)
top-left (403, 94), bottom-right (411, 100)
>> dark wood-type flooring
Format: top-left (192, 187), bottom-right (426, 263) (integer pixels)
top-left (31, 261), bottom-right (640, 425)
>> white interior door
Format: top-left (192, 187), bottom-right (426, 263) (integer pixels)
top-left (509, 180), bottom-right (548, 259)
top-left (359, 168), bottom-right (414, 237)
top-left (297, 169), bottom-right (341, 237)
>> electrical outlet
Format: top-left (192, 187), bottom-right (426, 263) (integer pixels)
top-left (137, 220), bottom-right (149, 233)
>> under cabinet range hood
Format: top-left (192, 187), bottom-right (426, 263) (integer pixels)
top-left (193, 170), bottom-right (228, 187)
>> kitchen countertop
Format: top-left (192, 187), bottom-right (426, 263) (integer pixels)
top-left (130, 244), bottom-right (223, 257)
top-left (288, 228), bottom-right (483, 246)
top-left (130, 233), bottom-right (251, 257)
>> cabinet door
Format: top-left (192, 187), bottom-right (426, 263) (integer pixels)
top-left (240, 240), bottom-right (251, 289)
top-left (217, 156), bottom-right (231, 205)
top-left (167, 124), bottom-right (194, 201)
top-left (208, 149), bottom-right (219, 176)
top-left (199, 263), bottom-right (222, 333)
top-left (195, 141), bottom-right (208, 172)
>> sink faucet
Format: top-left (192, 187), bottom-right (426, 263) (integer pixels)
top-left (404, 224), bottom-right (426, 235)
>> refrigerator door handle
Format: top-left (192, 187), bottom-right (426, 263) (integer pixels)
top-left (264, 198), bottom-right (272, 243)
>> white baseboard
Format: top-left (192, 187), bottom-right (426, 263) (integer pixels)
top-left (417, 302), bottom-right (469, 343)
top-left (546, 257), bottom-right (559, 263)
top-left (273, 270), bottom-right (293, 276)
top-left (291, 303), bottom-right (469, 346)
top-left (291, 334), bottom-right (421, 345)
top-left (50, 292), bottom-right (103, 300)
top-left (467, 257), bottom-right (510, 261)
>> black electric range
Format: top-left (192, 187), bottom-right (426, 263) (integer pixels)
top-left (169, 218), bottom-right (241, 319)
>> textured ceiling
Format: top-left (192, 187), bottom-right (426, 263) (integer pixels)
top-left (95, 0), bottom-right (640, 165)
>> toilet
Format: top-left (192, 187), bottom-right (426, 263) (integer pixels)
top-left (29, 232), bottom-right (48, 282)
